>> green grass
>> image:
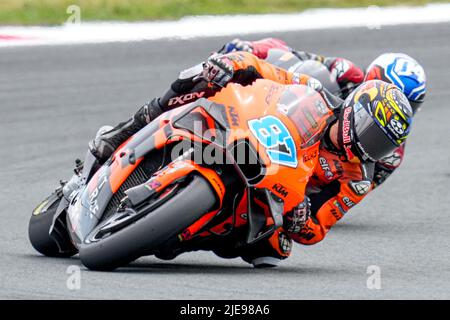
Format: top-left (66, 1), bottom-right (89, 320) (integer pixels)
top-left (0, 0), bottom-right (448, 25)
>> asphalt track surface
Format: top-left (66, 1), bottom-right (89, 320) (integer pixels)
top-left (0, 23), bottom-right (449, 300)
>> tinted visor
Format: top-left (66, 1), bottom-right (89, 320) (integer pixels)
top-left (353, 104), bottom-right (398, 161)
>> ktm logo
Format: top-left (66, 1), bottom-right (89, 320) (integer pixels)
top-left (272, 183), bottom-right (289, 198)
top-left (168, 91), bottom-right (205, 106)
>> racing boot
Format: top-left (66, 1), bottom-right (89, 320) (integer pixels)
top-left (89, 98), bottom-right (164, 163)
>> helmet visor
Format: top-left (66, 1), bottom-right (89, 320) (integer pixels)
top-left (353, 104), bottom-right (398, 161)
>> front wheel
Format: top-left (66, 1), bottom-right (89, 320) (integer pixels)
top-left (79, 174), bottom-right (217, 271)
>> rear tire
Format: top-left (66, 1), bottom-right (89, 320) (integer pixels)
top-left (28, 195), bottom-right (77, 257)
top-left (79, 175), bottom-right (217, 271)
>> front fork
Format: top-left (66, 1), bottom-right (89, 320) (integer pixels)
top-left (49, 149), bottom-right (102, 248)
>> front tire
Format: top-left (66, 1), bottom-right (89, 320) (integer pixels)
top-left (79, 175), bottom-right (217, 271)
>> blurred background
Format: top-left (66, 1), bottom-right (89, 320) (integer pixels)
top-left (0, 0), bottom-right (447, 25)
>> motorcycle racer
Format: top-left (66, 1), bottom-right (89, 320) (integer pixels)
top-left (89, 51), bottom-right (414, 267)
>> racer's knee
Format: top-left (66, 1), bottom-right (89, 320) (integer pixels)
top-left (240, 230), bottom-right (292, 268)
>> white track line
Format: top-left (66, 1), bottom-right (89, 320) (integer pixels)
top-left (1, 3), bottom-right (450, 47)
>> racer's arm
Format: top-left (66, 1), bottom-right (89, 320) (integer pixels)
top-left (220, 38), bottom-right (365, 96)
top-left (217, 52), bottom-right (344, 110)
top-left (160, 51), bottom-right (325, 110)
top-left (273, 48), bottom-right (365, 95)
top-left (254, 40), bottom-right (365, 89)
top-left (222, 51), bottom-right (311, 85)
top-left (219, 38), bottom-right (291, 59)
top-left (290, 164), bottom-right (374, 245)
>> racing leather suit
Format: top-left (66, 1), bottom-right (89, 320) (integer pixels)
top-left (294, 134), bottom-right (375, 244)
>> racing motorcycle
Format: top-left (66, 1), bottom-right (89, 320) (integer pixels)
top-left (29, 79), bottom-right (335, 271)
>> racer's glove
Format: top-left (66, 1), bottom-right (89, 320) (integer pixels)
top-left (201, 54), bottom-right (234, 88)
top-left (219, 38), bottom-right (253, 54)
top-left (328, 58), bottom-right (365, 97)
top-left (283, 197), bottom-right (311, 234)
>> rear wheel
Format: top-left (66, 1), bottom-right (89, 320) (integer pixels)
top-left (79, 174), bottom-right (217, 271)
top-left (28, 193), bottom-right (77, 257)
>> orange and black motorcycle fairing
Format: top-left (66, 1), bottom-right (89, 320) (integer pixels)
top-left (29, 79), bottom-right (335, 270)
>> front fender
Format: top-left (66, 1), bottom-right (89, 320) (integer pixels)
top-left (150, 160), bottom-right (225, 207)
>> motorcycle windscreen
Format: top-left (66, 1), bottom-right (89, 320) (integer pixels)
top-left (276, 85), bottom-right (335, 148)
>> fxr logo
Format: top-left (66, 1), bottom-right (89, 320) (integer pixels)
top-left (168, 92), bottom-right (205, 106)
